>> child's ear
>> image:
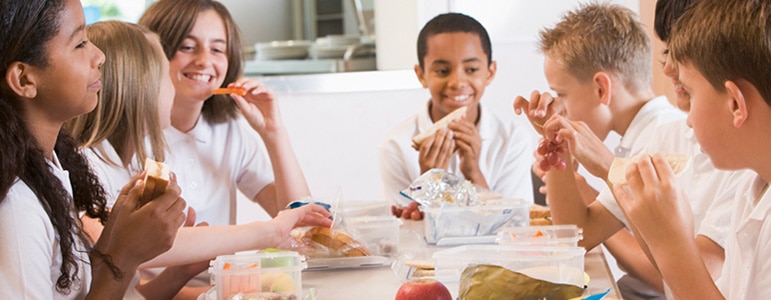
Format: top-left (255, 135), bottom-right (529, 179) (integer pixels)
top-left (725, 80), bottom-right (751, 128)
top-left (414, 64), bottom-right (428, 88)
top-left (592, 72), bottom-right (612, 106)
top-left (485, 61), bottom-right (497, 85)
top-left (5, 62), bottom-right (38, 99)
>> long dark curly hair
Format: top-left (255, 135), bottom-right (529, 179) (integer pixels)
top-left (0, 0), bottom-right (111, 293)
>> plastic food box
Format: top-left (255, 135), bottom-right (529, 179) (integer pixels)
top-left (340, 200), bottom-right (392, 218)
top-left (208, 251), bottom-right (306, 300)
top-left (422, 198), bottom-right (530, 245)
top-left (432, 245), bottom-right (586, 298)
top-left (346, 216), bottom-right (403, 257)
top-left (496, 224), bottom-right (583, 247)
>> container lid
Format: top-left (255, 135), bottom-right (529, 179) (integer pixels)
top-left (208, 250), bottom-right (306, 277)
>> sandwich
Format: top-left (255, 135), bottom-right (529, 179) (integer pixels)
top-left (607, 152), bottom-right (690, 185)
top-left (529, 204), bottom-right (552, 226)
top-left (139, 158), bottom-right (171, 206)
top-left (304, 226), bottom-right (371, 257)
top-left (411, 106), bottom-right (467, 150)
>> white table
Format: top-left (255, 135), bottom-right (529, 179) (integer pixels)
top-left (301, 220), bottom-right (621, 299)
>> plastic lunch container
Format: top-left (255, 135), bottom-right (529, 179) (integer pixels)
top-left (208, 250), bottom-right (306, 300)
top-left (422, 198), bottom-right (530, 245)
top-left (496, 224), bottom-right (583, 247)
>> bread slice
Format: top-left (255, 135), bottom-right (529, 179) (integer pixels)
top-left (607, 152), bottom-right (690, 185)
top-left (139, 158), bottom-right (170, 206)
top-left (411, 106), bottom-right (467, 149)
top-left (306, 226), bottom-right (371, 257)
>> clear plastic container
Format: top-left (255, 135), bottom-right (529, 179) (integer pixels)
top-left (422, 198), bottom-right (530, 244)
top-left (208, 251), bottom-right (306, 300)
top-left (346, 216), bottom-right (402, 257)
top-left (496, 224), bottom-right (583, 247)
top-left (432, 244), bottom-right (586, 298)
top-left (340, 200), bottom-right (392, 218)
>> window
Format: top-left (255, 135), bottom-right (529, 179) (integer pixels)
top-left (81, 0), bottom-right (150, 24)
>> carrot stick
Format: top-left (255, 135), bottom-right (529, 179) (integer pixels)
top-left (213, 87), bottom-right (247, 96)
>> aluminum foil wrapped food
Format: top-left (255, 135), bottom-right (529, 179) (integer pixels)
top-left (399, 169), bottom-right (479, 208)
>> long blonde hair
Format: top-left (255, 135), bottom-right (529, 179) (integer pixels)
top-left (66, 21), bottom-right (167, 168)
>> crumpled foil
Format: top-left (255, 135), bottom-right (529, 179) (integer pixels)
top-left (399, 169), bottom-right (478, 208)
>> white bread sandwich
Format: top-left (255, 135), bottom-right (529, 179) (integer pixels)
top-left (607, 152), bottom-right (690, 185)
top-left (139, 158), bottom-right (171, 205)
top-left (411, 106), bottom-right (467, 150)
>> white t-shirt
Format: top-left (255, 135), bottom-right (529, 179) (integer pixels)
top-left (717, 175), bottom-right (771, 299)
top-left (0, 154), bottom-right (92, 299)
top-left (378, 102), bottom-right (535, 207)
top-left (163, 116), bottom-right (274, 226)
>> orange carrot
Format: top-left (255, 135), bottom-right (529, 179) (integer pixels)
top-left (213, 87), bottom-right (247, 96)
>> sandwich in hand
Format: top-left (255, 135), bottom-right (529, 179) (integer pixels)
top-left (607, 152), bottom-right (690, 185)
top-left (411, 106), bottom-right (467, 150)
top-left (139, 158), bottom-right (171, 206)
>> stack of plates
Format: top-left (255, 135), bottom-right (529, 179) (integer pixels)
top-left (310, 35), bottom-right (361, 60)
top-left (255, 40), bottom-right (311, 60)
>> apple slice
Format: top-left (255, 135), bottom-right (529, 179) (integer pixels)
top-left (607, 152), bottom-right (690, 185)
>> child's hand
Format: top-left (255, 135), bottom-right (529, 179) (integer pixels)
top-left (542, 115), bottom-right (615, 179)
top-left (227, 78), bottom-right (283, 134)
top-left (418, 128), bottom-right (454, 174)
top-left (392, 202), bottom-right (424, 220)
top-left (612, 154), bottom-right (694, 249)
top-left (513, 90), bottom-right (565, 135)
top-left (95, 173), bottom-right (187, 269)
top-left (448, 120), bottom-right (488, 188)
top-left (270, 203), bottom-right (333, 246)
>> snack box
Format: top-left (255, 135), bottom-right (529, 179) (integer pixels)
top-left (422, 198), bottom-right (529, 245)
top-left (208, 251), bottom-right (305, 300)
top-left (496, 224), bottom-right (583, 247)
top-left (345, 216), bottom-right (403, 257)
top-left (340, 200), bottom-right (392, 218)
top-left (433, 245), bottom-right (586, 298)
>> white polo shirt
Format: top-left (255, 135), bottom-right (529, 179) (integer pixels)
top-left (598, 116), bottom-right (751, 249)
top-left (0, 153), bottom-right (91, 299)
top-left (163, 116), bottom-right (274, 226)
top-left (83, 140), bottom-right (135, 207)
top-left (378, 102), bottom-right (535, 207)
top-left (717, 175), bottom-right (771, 299)
top-left (594, 96), bottom-right (686, 225)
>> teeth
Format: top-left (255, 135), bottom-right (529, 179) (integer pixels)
top-left (189, 74), bottom-right (211, 83)
top-left (453, 95), bottom-right (470, 101)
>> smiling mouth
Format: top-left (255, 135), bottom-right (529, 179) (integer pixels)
top-left (450, 94), bottom-right (472, 102)
top-left (185, 73), bottom-right (213, 83)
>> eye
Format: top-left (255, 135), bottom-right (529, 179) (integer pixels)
top-left (434, 68), bottom-right (448, 76)
top-left (466, 67), bottom-right (479, 74)
top-left (76, 40), bottom-right (87, 49)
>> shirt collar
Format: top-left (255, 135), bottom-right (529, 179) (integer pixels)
top-left (616, 96), bottom-right (673, 157)
top-left (165, 115), bottom-right (211, 144)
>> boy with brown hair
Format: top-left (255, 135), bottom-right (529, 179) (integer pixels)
top-left (615, 0), bottom-right (771, 298)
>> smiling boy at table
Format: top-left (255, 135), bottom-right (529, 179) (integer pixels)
top-left (512, 3), bottom-right (744, 299)
top-left (613, 0), bottom-right (771, 298)
top-left (378, 13), bottom-right (534, 220)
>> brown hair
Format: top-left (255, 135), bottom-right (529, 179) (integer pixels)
top-left (669, 0), bottom-right (771, 106)
top-left (139, 0), bottom-right (243, 124)
top-left (68, 21), bottom-right (167, 168)
top-left (538, 3), bottom-right (651, 92)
